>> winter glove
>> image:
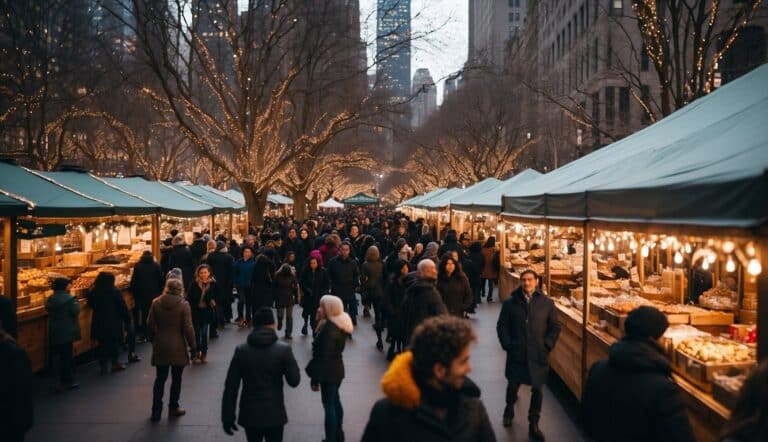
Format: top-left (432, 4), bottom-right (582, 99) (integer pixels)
top-left (223, 421), bottom-right (238, 436)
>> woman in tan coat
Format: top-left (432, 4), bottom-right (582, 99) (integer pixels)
top-left (147, 278), bottom-right (196, 421)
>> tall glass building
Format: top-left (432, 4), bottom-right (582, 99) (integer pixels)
top-left (376, 0), bottom-right (411, 103)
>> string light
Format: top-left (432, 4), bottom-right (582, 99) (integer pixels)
top-left (747, 259), bottom-right (762, 276)
top-left (641, 245), bottom-right (649, 258)
top-left (722, 241), bottom-right (735, 254)
top-left (674, 251), bottom-right (684, 265)
top-left (726, 257), bottom-right (736, 273)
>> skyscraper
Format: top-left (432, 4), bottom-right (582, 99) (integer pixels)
top-left (411, 68), bottom-right (436, 127)
top-left (376, 0), bottom-right (411, 103)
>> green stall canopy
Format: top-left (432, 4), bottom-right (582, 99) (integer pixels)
top-left (39, 170), bottom-right (159, 216)
top-left (343, 192), bottom-right (378, 206)
top-left (168, 182), bottom-right (245, 213)
top-left (104, 177), bottom-right (214, 218)
top-left (0, 162), bottom-right (113, 218)
top-left (0, 193), bottom-right (29, 216)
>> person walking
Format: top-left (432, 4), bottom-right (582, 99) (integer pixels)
top-left (496, 269), bottom-right (560, 440)
top-left (0, 326), bottom-right (34, 442)
top-left (361, 245), bottom-right (386, 351)
top-left (480, 237), bottom-right (500, 302)
top-left (299, 256), bottom-right (329, 337)
top-left (273, 263), bottom-right (299, 339)
top-left (147, 278), bottom-right (196, 421)
top-left (45, 277), bottom-right (81, 391)
top-left (168, 235), bottom-right (195, 293)
top-left (582, 306), bottom-right (696, 442)
top-left (307, 295), bottom-right (354, 442)
top-left (252, 253), bottom-right (276, 310)
top-left (361, 315), bottom-right (495, 442)
top-left (221, 308), bottom-right (301, 442)
top-left (88, 272), bottom-right (131, 375)
top-left (466, 242), bottom-right (485, 313)
top-left (234, 247), bottom-right (256, 327)
top-left (401, 260), bottom-right (447, 342)
top-left (436, 254), bottom-right (473, 318)
top-left (206, 241), bottom-right (235, 331)
top-left (129, 250), bottom-right (164, 345)
top-left (383, 259), bottom-right (410, 361)
top-left (186, 264), bottom-right (218, 363)
top-left (327, 242), bottom-right (360, 326)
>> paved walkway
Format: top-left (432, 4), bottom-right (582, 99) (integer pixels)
top-left (27, 294), bottom-right (584, 442)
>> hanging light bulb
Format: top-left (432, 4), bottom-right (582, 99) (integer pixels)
top-left (684, 243), bottom-right (692, 254)
top-left (701, 259), bottom-right (709, 270)
top-left (708, 253), bottom-right (717, 264)
top-left (747, 259), bottom-right (762, 276)
top-left (674, 251), bottom-right (684, 265)
top-left (607, 240), bottom-right (615, 252)
top-left (599, 242), bottom-right (606, 252)
top-left (726, 257), bottom-right (736, 273)
top-left (103, 231), bottom-right (109, 241)
top-left (55, 243), bottom-right (62, 252)
top-left (641, 245), bottom-right (649, 258)
top-left (78, 225), bottom-right (85, 233)
top-left (660, 240), bottom-right (668, 250)
top-left (629, 240), bottom-right (638, 251)
top-left (722, 241), bottom-right (735, 254)
top-left (746, 242), bottom-right (756, 257)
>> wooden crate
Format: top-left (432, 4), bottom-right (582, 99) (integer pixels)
top-left (674, 349), bottom-right (754, 393)
top-left (689, 311), bottom-right (735, 326)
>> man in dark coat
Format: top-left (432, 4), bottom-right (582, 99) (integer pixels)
top-left (0, 328), bottom-right (34, 442)
top-left (189, 232), bottom-right (207, 267)
top-left (168, 235), bottom-right (195, 290)
top-left (130, 251), bottom-right (164, 341)
top-left (327, 242), bottom-right (360, 326)
top-left (582, 306), bottom-right (696, 442)
top-left (222, 308), bottom-right (300, 441)
top-left (437, 230), bottom-right (466, 261)
top-left (280, 228), bottom-right (304, 269)
top-left (206, 242), bottom-right (235, 327)
top-left (361, 315), bottom-right (495, 442)
top-left (401, 259), bottom-right (447, 341)
top-left (496, 269), bottom-right (560, 440)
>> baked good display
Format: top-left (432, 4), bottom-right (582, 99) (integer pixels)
top-left (677, 338), bottom-right (755, 364)
top-left (699, 285), bottom-right (737, 311)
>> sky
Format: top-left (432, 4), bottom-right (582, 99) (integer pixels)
top-left (359, 0), bottom-right (468, 104)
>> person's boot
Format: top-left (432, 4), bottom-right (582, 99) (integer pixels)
top-left (529, 422), bottom-right (545, 441)
top-left (277, 318), bottom-right (283, 331)
top-left (376, 338), bottom-right (383, 352)
top-left (151, 402), bottom-right (162, 422)
top-left (168, 406), bottom-right (186, 418)
top-left (199, 352), bottom-right (207, 363)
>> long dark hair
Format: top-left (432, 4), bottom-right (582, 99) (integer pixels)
top-left (438, 253), bottom-right (464, 280)
top-left (721, 360), bottom-right (768, 442)
top-left (483, 236), bottom-right (496, 248)
top-left (92, 272), bottom-right (116, 293)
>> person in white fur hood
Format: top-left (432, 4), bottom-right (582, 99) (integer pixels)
top-left (307, 295), bottom-right (353, 442)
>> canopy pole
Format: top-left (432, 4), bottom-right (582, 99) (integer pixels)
top-left (3, 217), bottom-right (18, 311)
top-left (210, 214), bottom-right (215, 235)
top-left (758, 240), bottom-right (767, 362)
top-left (544, 221), bottom-right (551, 294)
top-left (228, 213), bottom-right (234, 240)
top-left (581, 222), bottom-right (591, 387)
top-left (151, 214), bottom-right (160, 259)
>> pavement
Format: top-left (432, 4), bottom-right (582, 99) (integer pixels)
top-left (26, 292), bottom-right (585, 442)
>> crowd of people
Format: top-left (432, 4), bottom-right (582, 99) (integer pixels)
top-left (0, 207), bottom-right (765, 442)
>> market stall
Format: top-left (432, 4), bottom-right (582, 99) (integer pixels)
top-left (167, 182), bottom-right (246, 240)
top-left (318, 198), bottom-right (344, 212)
top-left (0, 165), bottom-right (161, 370)
top-left (396, 187), bottom-right (448, 219)
top-left (448, 178), bottom-right (502, 241)
top-left (410, 187), bottom-right (464, 241)
top-left (499, 64), bottom-right (768, 442)
top-left (343, 192), bottom-right (379, 207)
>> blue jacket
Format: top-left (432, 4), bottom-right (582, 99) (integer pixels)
top-left (233, 257), bottom-right (256, 288)
top-left (45, 290), bottom-right (81, 346)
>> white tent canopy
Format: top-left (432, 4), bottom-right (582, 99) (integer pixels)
top-left (318, 198), bottom-right (344, 209)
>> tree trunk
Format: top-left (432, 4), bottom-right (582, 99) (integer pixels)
top-left (292, 188), bottom-right (308, 222)
top-left (239, 181), bottom-right (269, 230)
top-left (308, 193), bottom-right (318, 216)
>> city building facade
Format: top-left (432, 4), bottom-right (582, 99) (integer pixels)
top-left (411, 68), bottom-right (437, 127)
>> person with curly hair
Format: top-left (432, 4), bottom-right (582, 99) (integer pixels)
top-left (361, 315), bottom-right (495, 441)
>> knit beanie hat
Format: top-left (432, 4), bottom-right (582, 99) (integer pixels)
top-left (252, 307), bottom-right (275, 327)
top-left (166, 268), bottom-right (184, 286)
top-left (625, 306), bottom-right (669, 339)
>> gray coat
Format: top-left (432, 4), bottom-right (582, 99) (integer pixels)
top-left (496, 287), bottom-right (561, 388)
top-left (147, 293), bottom-right (196, 366)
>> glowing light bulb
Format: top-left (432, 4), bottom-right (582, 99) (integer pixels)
top-left (674, 251), bottom-right (683, 265)
top-left (722, 241), bottom-right (735, 254)
top-left (78, 225), bottom-right (85, 233)
top-left (708, 253), bottom-right (716, 264)
top-left (607, 241), bottom-right (615, 252)
top-left (746, 243), bottom-right (755, 257)
top-left (660, 240), bottom-right (668, 250)
top-left (641, 245), bottom-right (649, 258)
top-left (103, 232), bottom-right (109, 240)
top-left (701, 259), bottom-right (709, 270)
top-left (684, 243), bottom-right (692, 254)
top-left (629, 240), bottom-right (638, 250)
top-left (599, 242), bottom-right (606, 252)
top-left (726, 257), bottom-right (736, 273)
top-left (55, 243), bottom-right (62, 252)
top-left (747, 259), bottom-right (762, 276)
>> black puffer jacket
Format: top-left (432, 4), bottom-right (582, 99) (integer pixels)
top-left (300, 267), bottom-right (329, 311)
top-left (273, 272), bottom-right (298, 309)
top-left (310, 321), bottom-right (348, 384)
top-left (88, 288), bottom-right (130, 343)
top-left (168, 245), bottom-right (194, 289)
top-left (222, 327), bottom-right (300, 428)
top-left (582, 336), bottom-right (696, 442)
top-left (327, 255), bottom-right (359, 300)
top-left (205, 251), bottom-right (234, 301)
top-left (130, 254), bottom-right (164, 303)
top-left (251, 255), bottom-right (275, 308)
top-left (401, 277), bottom-right (447, 341)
